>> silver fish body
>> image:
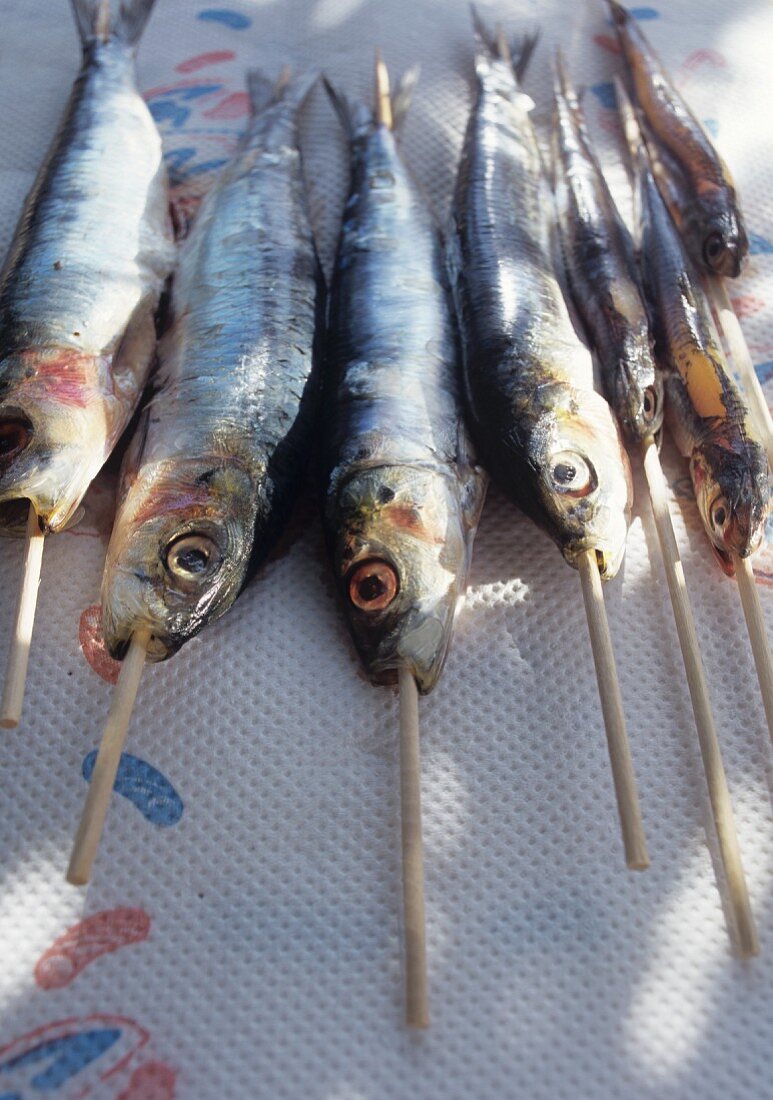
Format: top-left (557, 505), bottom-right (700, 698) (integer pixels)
top-left (102, 72), bottom-right (322, 660)
top-left (617, 83), bottom-right (768, 572)
top-left (552, 52), bottom-right (662, 443)
top-left (322, 80), bottom-right (486, 694)
top-left (0, 0), bottom-right (173, 532)
top-left (450, 23), bottom-right (632, 577)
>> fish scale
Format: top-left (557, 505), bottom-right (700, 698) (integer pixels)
top-left (101, 70), bottom-right (322, 661)
top-left (551, 51), bottom-right (662, 443)
top-left (322, 73), bottom-right (486, 694)
top-left (0, 0), bottom-right (174, 533)
top-left (449, 17), bottom-right (632, 578)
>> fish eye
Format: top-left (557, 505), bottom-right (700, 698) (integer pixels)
top-left (165, 533), bottom-right (221, 582)
top-left (347, 558), bottom-right (399, 612)
top-left (0, 417), bottom-right (32, 462)
top-left (704, 232), bottom-right (724, 263)
top-left (549, 450), bottom-right (594, 496)
top-left (710, 496), bottom-right (729, 532)
top-left (642, 386), bottom-right (658, 422)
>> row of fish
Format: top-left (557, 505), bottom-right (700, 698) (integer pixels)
top-left (0, 0), bottom-right (768, 710)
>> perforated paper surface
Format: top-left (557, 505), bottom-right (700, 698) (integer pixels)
top-left (1, 1), bottom-right (773, 1097)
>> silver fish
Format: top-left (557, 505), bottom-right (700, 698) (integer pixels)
top-left (552, 50), bottom-right (662, 443)
top-left (322, 66), bottom-right (486, 694)
top-left (449, 16), bottom-right (632, 578)
top-left (0, 0), bottom-right (174, 533)
top-left (102, 71), bottom-right (322, 660)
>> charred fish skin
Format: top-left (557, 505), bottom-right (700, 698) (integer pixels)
top-left (449, 16), bottom-right (631, 578)
top-left (552, 51), bottom-right (662, 443)
top-left (608, 0), bottom-right (747, 278)
top-left (102, 71), bottom-right (323, 661)
top-left (322, 73), bottom-right (486, 695)
top-left (0, 0), bottom-right (174, 533)
top-left (617, 85), bottom-right (768, 572)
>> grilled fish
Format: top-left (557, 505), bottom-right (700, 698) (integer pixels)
top-left (608, 0), bottom-right (748, 278)
top-left (322, 64), bottom-right (486, 694)
top-left (0, 0), bottom-right (174, 533)
top-left (617, 80), bottom-right (768, 573)
top-left (102, 71), bottom-right (322, 660)
top-left (449, 17), bottom-right (632, 578)
top-left (552, 50), bottom-right (662, 443)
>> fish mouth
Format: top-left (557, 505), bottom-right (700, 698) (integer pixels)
top-left (564, 539), bottom-right (626, 580)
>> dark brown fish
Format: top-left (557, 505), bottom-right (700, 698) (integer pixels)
top-left (617, 79), bottom-right (768, 574)
top-left (608, 0), bottom-right (748, 278)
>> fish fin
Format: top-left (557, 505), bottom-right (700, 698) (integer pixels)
top-left (605, 0), bottom-right (629, 29)
top-left (246, 68), bottom-right (318, 117)
top-left (69, 0), bottom-right (157, 49)
top-left (553, 48), bottom-right (588, 131)
top-left (455, 422), bottom-right (489, 533)
top-left (470, 5), bottom-right (538, 82)
top-left (323, 77), bottom-right (372, 141)
top-left (614, 74), bottom-right (648, 239)
top-left (391, 66), bottom-right (420, 132)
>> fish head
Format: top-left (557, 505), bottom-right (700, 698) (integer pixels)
top-left (102, 456), bottom-right (257, 660)
top-left (330, 464), bottom-right (470, 693)
top-left (530, 384), bottom-right (633, 578)
top-left (0, 348), bottom-right (114, 530)
top-left (694, 201), bottom-right (748, 279)
top-left (612, 331), bottom-right (664, 442)
top-left (690, 438), bottom-right (769, 574)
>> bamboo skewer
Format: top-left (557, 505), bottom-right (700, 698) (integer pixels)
top-left (398, 665), bottom-right (429, 1029)
top-left (643, 440), bottom-right (758, 956)
top-left (709, 277), bottom-right (773, 465)
top-left (66, 627), bottom-right (151, 885)
top-left (733, 552), bottom-right (773, 743)
top-left (577, 549), bottom-right (649, 870)
top-left (0, 502), bottom-right (45, 729)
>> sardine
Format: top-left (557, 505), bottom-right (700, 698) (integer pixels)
top-left (102, 71), bottom-right (322, 660)
top-left (321, 66), bottom-right (486, 694)
top-left (0, 0), bottom-right (174, 533)
top-left (617, 81), bottom-right (768, 573)
top-left (449, 16), bottom-right (632, 578)
top-left (552, 50), bottom-right (662, 443)
top-left (608, 0), bottom-right (747, 278)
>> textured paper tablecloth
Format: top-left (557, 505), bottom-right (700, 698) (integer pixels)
top-left (1, 0), bottom-right (773, 1097)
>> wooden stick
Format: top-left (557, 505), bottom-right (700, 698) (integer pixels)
top-left (643, 440), bottom-right (758, 957)
top-left (374, 50), bottom-right (393, 131)
top-left (0, 502), bottom-right (45, 729)
top-left (66, 627), bottom-right (150, 885)
top-left (733, 552), bottom-right (773, 744)
top-left (709, 276), bottom-right (773, 466)
top-left (577, 549), bottom-right (649, 870)
top-left (398, 665), bottom-right (429, 1029)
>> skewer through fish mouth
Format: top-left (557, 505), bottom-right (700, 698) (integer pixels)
top-left (563, 538), bottom-right (627, 580)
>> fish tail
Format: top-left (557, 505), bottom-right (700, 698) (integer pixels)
top-left (69, 0), bottom-right (158, 50)
top-left (615, 75), bottom-right (644, 174)
top-left (374, 51), bottom-right (418, 132)
top-left (614, 75), bottom-right (650, 241)
top-left (323, 56), bottom-right (418, 141)
top-left (552, 46), bottom-right (575, 105)
top-left (605, 0), bottom-right (629, 28)
top-left (470, 4), bottom-right (538, 84)
top-left (553, 49), bottom-right (593, 143)
top-left (246, 67), bottom-right (318, 117)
